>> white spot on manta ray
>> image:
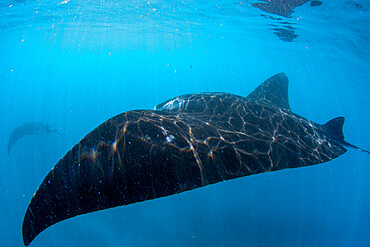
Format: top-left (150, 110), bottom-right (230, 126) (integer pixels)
top-left (166, 135), bottom-right (175, 143)
top-left (316, 138), bottom-right (324, 145)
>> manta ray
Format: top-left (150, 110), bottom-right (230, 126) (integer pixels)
top-left (252, 1), bottom-right (322, 42)
top-left (252, 0), bottom-right (311, 18)
top-left (8, 122), bottom-right (60, 155)
top-left (22, 73), bottom-right (368, 246)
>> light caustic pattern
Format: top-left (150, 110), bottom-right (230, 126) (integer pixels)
top-left (78, 92), bottom-right (345, 190)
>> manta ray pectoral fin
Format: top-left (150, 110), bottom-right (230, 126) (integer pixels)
top-left (246, 72), bottom-right (291, 111)
top-left (322, 117), bottom-right (370, 154)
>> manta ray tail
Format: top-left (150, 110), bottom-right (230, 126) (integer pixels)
top-left (322, 117), bottom-right (370, 154)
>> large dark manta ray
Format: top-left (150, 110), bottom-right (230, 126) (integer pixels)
top-left (22, 73), bottom-right (369, 246)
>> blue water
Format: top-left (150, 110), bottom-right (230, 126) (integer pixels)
top-left (1, 0), bottom-right (369, 246)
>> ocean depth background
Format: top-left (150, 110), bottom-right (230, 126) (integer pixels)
top-left (0, 0), bottom-right (369, 246)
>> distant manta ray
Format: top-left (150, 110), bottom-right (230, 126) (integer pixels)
top-left (22, 73), bottom-right (369, 246)
top-left (8, 122), bottom-right (60, 154)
